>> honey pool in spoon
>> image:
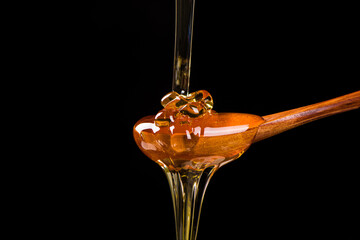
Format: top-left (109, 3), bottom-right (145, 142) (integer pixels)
top-left (133, 90), bottom-right (265, 171)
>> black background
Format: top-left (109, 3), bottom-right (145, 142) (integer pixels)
top-left (28, 1), bottom-right (359, 239)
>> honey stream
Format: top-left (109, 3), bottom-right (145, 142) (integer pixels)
top-left (134, 0), bottom-right (263, 239)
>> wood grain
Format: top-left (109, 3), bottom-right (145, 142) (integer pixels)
top-left (254, 91), bottom-right (360, 143)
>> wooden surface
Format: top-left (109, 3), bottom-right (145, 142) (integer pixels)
top-left (254, 91), bottom-right (360, 143)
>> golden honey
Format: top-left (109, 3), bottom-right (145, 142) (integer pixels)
top-left (133, 90), bottom-right (264, 171)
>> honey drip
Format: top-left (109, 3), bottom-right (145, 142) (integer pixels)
top-left (133, 90), bottom-right (265, 171)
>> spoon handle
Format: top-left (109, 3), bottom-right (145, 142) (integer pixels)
top-left (254, 91), bottom-right (360, 143)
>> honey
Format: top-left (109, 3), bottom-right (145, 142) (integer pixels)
top-left (133, 90), bottom-right (265, 171)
